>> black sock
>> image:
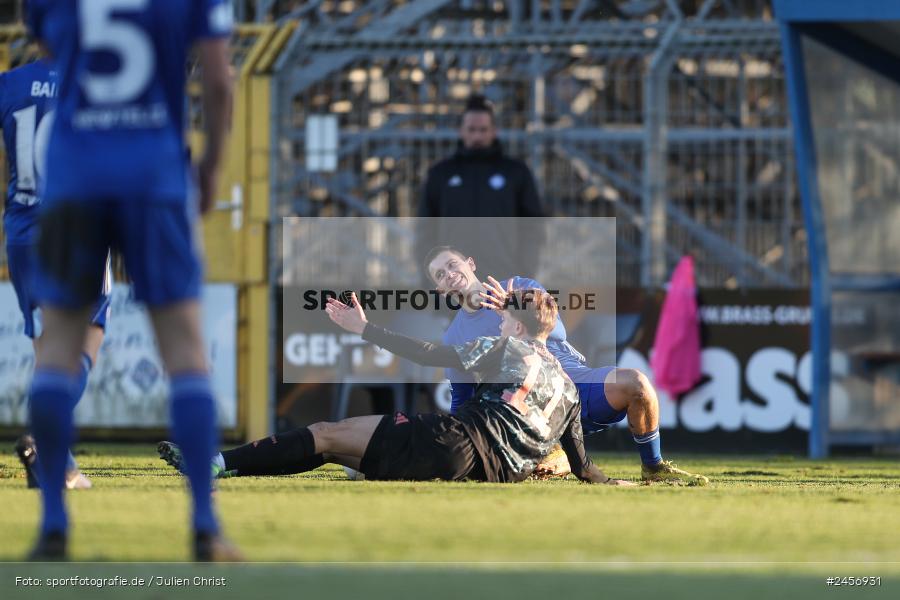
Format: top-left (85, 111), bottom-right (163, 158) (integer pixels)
top-left (222, 428), bottom-right (323, 475)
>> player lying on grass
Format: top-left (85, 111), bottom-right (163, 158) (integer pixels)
top-left (160, 289), bottom-right (633, 485)
top-left (424, 246), bottom-right (708, 485)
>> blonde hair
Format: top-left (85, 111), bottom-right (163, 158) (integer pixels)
top-left (505, 289), bottom-right (557, 337)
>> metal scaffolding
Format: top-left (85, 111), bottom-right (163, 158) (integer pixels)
top-left (268, 1), bottom-right (805, 288)
top-left (2, 2), bottom-right (807, 289)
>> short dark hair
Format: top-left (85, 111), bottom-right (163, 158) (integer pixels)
top-left (423, 245), bottom-right (467, 280)
top-left (506, 289), bottom-right (558, 338)
top-left (462, 94), bottom-right (495, 123)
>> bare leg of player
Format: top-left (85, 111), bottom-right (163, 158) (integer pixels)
top-left (604, 368), bottom-right (659, 438)
top-left (151, 301), bottom-right (242, 560)
top-left (20, 323), bottom-right (103, 491)
top-left (159, 415), bottom-right (377, 478)
top-left (151, 302), bottom-right (207, 373)
top-left (160, 416), bottom-right (380, 480)
top-left (606, 368), bottom-right (708, 485)
top-left (66, 325), bottom-right (103, 489)
top-left (33, 308), bottom-right (90, 371)
top-left (308, 415), bottom-right (384, 458)
top-left (81, 325), bottom-right (104, 368)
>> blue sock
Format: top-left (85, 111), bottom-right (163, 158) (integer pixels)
top-left (633, 428), bottom-right (662, 466)
top-left (34, 354), bottom-right (91, 477)
top-left (73, 353), bottom-right (92, 400)
top-left (29, 368), bottom-right (79, 535)
top-left (170, 373), bottom-right (219, 535)
top-left (64, 353), bottom-right (93, 473)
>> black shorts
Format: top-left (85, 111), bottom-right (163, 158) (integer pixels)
top-left (360, 412), bottom-right (486, 482)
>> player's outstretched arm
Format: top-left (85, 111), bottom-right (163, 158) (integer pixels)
top-left (325, 293), bottom-right (369, 334)
top-left (196, 37), bottom-right (233, 214)
top-left (326, 295), bottom-right (466, 369)
top-left (560, 411), bottom-right (636, 486)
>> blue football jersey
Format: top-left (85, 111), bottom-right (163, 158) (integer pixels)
top-left (27, 0), bottom-right (232, 204)
top-left (0, 60), bottom-right (57, 244)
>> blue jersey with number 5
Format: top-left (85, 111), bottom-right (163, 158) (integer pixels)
top-left (26, 0), bottom-right (232, 204)
top-left (0, 60), bottom-right (56, 244)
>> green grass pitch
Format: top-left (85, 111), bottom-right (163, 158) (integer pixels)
top-left (1, 444), bottom-right (898, 599)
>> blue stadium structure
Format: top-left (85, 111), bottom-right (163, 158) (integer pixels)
top-left (777, 0), bottom-right (900, 457)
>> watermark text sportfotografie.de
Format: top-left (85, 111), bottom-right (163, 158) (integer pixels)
top-left (301, 289), bottom-right (597, 312)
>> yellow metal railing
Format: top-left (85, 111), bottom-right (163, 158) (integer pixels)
top-left (193, 22), bottom-right (297, 441)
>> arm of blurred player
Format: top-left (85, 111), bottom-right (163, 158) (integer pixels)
top-left (195, 37), bottom-right (233, 214)
top-left (559, 410), bottom-right (635, 486)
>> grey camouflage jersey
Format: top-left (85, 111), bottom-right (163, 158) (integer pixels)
top-left (452, 336), bottom-right (580, 481)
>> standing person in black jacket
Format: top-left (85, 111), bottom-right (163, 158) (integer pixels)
top-left (417, 95), bottom-right (546, 280)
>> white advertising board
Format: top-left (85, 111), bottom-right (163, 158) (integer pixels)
top-left (0, 283), bottom-right (237, 428)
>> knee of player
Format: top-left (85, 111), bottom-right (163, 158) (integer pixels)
top-left (614, 368), bottom-right (653, 404)
top-left (311, 418), bottom-right (354, 442)
top-left (307, 421), bottom-right (334, 449)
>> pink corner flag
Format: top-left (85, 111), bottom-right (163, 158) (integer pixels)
top-left (650, 256), bottom-right (702, 397)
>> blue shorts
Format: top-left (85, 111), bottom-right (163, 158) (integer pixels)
top-left (6, 243), bottom-right (110, 338)
top-left (32, 200), bottom-right (201, 309)
top-left (573, 367), bottom-right (628, 435)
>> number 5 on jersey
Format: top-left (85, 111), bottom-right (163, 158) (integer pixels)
top-left (79, 0), bottom-right (154, 104)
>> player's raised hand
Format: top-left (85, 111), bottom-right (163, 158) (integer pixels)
top-left (325, 293), bottom-right (368, 335)
top-left (478, 275), bottom-right (514, 311)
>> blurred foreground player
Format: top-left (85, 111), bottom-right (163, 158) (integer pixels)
top-left (1, 57), bottom-right (110, 490)
top-left (161, 290), bottom-right (634, 487)
top-left (26, 0), bottom-right (237, 560)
